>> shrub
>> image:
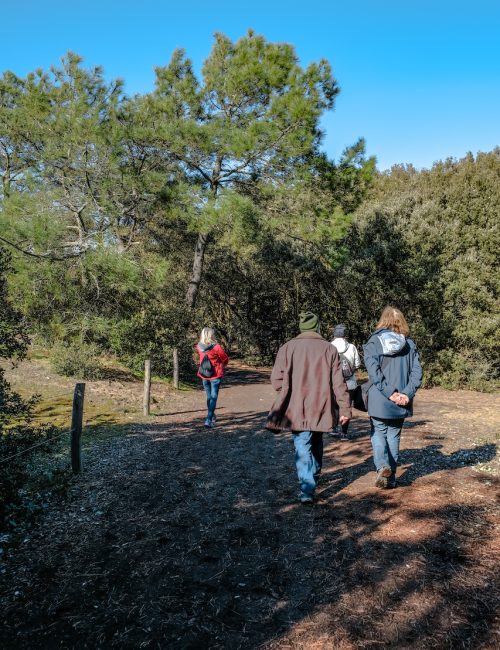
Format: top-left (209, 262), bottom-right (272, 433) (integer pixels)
top-left (0, 423), bottom-right (61, 527)
top-left (0, 246), bottom-right (63, 528)
top-left (51, 344), bottom-right (106, 380)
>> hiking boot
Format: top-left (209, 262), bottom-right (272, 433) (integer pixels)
top-left (375, 466), bottom-right (391, 488)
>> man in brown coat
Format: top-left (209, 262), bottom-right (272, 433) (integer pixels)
top-left (266, 311), bottom-right (351, 504)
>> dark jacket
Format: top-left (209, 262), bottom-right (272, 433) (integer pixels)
top-left (363, 328), bottom-right (423, 419)
top-left (266, 332), bottom-right (351, 433)
top-left (196, 343), bottom-right (229, 380)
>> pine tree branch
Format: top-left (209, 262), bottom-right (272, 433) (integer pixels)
top-left (0, 236), bottom-right (85, 261)
top-left (171, 152), bottom-right (212, 184)
top-left (218, 122), bottom-right (300, 180)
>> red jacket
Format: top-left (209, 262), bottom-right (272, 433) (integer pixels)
top-left (196, 343), bottom-right (229, 380)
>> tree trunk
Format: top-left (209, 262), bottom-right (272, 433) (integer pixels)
top-left (186, 232), bottom-right (209, 309)
top-left (2, 172), bottom-right (10, 198)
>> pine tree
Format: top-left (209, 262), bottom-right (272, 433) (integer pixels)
top-left (141, 30), bottom-right (339, 308)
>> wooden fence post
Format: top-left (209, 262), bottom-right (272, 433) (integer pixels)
top-left (173, 347), bottom-right (179, 390)
top-left (143, 359), bottom-right (151, 416)
top-left (70, 383), bottom-right (85, 474)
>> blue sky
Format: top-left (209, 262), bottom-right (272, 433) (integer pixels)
top-left (2, 1), bottom-right (499, 170)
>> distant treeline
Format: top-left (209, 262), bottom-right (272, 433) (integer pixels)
top-left (1, 32), bottom-right (498, 391)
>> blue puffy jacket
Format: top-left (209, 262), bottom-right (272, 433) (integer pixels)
top-left (363, 328), bottom-right (423, 419)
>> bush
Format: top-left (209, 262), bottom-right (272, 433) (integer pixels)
top-left (51, 344), bottom-right (106, 380)
top-left (108, 309), bottom-right (197, 381)
top-left (0, 423), bottom-right (61, 526)
top-left (0, 246), bottom-right (65, 527)
top-left (427, 349), bottom-right (499, 393)
top-left (329, 151), bottom-right (500, 390)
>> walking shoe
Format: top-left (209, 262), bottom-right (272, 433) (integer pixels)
top-left (339, 433), bottom-right (349, 441)
top-left (388, 474), bottom-right (397, 489)
top-left (327, 427), bottom-right (341, 437)
top-left (375, 466), bottom-right (392, 488)
top-left (204, 418), bottom-right (213, 428)
top-left (299, 493), bottom-right (315, 505)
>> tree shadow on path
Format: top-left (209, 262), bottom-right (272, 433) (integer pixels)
top-left (0, 409), bottom-right (498, 650)
top-left (224, 366), bottom-right (271, 386)
top-left (398, 442), bottom-right (497, 486)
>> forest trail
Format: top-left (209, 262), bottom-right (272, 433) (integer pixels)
top-left (1, 364), bottom-right (499, 649)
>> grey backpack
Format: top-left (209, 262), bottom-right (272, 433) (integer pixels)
top-left (339, 351), bottom-right (354, 379)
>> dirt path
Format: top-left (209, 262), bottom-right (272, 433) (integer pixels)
top-left (1, 365), bottom-right (499, 649)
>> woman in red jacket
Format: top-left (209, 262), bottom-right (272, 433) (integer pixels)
top-left (196, 328), bottom-right (229, 428)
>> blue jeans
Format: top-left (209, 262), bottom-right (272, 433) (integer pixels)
top-left (292, 431), bottom-right (323, 498)
top-left (370, 417), bottom-right (404, 473)
top-left (202, 378), bottom-right (221, 421)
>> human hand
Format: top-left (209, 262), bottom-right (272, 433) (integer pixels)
top-left (390, 392), bottom-right (409, 406)
top-left (339, 416), bottom-right (350, 425)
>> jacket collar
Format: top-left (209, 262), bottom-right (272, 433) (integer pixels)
top-left (296, 332), bottom-right (325, 340)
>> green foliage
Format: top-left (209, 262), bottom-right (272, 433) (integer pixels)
top-left (0, 246), bottom-right (31, 425)
top-left (0, 424), bottom-right (59, 526)
top-left (108, 305), bottom-right (196, 378)
top-left (1, 36), bottom-right (497, 392)
top-left (334, 150), bottom-right (500, 390)
top-left (0, 247), bottom-right (58, 526)
top-left (148, 30), bottom-right (338, 188)
top-left (50, 343), bottom-right (106, 380)
top-left (142, 30), bottom-right (342, 308)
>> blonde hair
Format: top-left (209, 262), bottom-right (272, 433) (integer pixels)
top-left (376, 306), bottom-right (410, 336)
top-left (199, 327), bottom-right (217, 345)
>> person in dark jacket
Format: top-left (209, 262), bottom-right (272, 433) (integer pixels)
top-left (363, 306), bottom-right (423, 488)
top-left (196, 328), bottom-right (229, 428)
top-left (266, 311), bottom-right (351, 504)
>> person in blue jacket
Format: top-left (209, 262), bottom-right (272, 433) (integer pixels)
top-left (363, 306), bottom-right (423, 488)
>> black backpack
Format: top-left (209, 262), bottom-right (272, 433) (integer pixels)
top-left (199, 344), bottom-right (216, 378)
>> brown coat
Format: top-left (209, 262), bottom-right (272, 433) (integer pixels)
top-left (266, 332), bottom-right (352, 433)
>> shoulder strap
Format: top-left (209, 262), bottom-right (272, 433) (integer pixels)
top-left (198, 343), bottom-right (216, 354)
top-left (339, 350), bottom-right (351, 365)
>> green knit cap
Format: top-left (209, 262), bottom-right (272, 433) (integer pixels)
top-left (299, 311), bottom-right (319, 332)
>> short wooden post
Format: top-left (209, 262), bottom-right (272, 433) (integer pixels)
top-left (70, 383), bottom-right (85, 474)
top-left (173, 347), bottom-right (179, 390)
top-left (143, 359), bottom-right (151, 416)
